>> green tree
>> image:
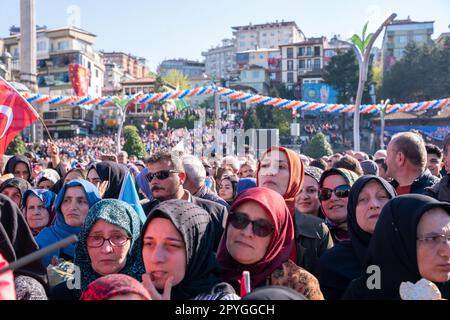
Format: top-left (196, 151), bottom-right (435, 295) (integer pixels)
top-left (303, 132), bottom-right (334, 158)
top-left (243, 107), bottom-right (261, 131)
top-left (123, 125), bottom-right (145, 158)
top-left (382, 41), bottom-right (450, 102)
top-left (6, 135), bottom-right (26, 155)
top-left (153, 76), bottom-right (166, 93)
top-left (255, 104), bottom-right (291, 137)
top-left (162, 69), bottom-right (190, 89)
top-left (323, 50), bottom-right (374, 104)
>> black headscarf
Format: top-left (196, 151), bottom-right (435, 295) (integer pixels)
top-left (90, 161), bottom-right (128, 199)
top-left (4, 155), bottom-right (33, 183)
top-left (141, 199), bottom-right (222, 300)
top-left (347, 175), bottom-right (397, 265)
top-left (0, 194), bottom-right (47, 286)
top-left (344, 194), bottom-right (450, 300)
top-left (0, 178), bottom-right (32, 207)
top-left (241, 285), bottom-right (307, 300)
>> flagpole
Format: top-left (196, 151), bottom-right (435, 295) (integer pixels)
top-left (0, 75), bottom-right (55, 144)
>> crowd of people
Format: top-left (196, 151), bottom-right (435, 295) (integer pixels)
top-left (0, 129), bottom-right (449, 301)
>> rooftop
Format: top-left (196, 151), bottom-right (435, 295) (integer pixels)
top-left (280, 36), bottom-right (327, 47)
top-left (232, 20), bottom-right (299, 31)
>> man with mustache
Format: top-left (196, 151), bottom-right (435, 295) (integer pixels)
top-left (142, 150), bottom-right (228, 250)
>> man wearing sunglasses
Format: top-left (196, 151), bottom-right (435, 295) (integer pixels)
top-left (142, 150), bottom-right (229, 250)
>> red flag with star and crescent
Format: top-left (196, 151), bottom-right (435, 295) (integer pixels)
top-left (0, 77), bottom-right (39, 157)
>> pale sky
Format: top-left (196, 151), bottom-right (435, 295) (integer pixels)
top-left (1, 0), bottom-right (449, 71)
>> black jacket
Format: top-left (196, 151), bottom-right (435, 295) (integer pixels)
top-left (293, 209), bottom-right (334, 276)
top-left (424, 173), bottom-right (450, 202)
top-left (391, 169), bottom-right (440, 195)
top-left (143, 192), bottom-right (228, 250)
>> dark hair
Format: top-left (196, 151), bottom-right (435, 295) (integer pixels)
top-left (374, 158), bottom-right (387, 172)
top-left (333, 155), bottom-right (363, 176)
top-left (309, 158), bottom-right (328, 171)
top-left (443, 133), bottom-right (450, 156)
top-left (425, 143), bottom-right (442, 159)
top-left (146, 150), bottom-right (184, 172)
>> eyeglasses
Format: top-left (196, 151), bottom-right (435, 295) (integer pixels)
top-left (229, 212), bottom-right (275, 237)
top-left (417, 234), bottom-right (450, 246)
top-left (86, 235), bottom-right (131, 248)
top-left (145, 170), bottom-right (181, 182)
top-left (318, 184), bottom-right (351, 201)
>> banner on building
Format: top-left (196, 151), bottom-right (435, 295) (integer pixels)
top-left (377, 125), bottom-right (450, 141)
top-left (68, 64), bottom-right (90, 96)
top-left (303, 83), bottom-right (337, 104)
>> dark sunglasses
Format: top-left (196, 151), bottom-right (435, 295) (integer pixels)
top-left (229, 212), bottom-right (275, 237)
top-left (146, 170), bottom-right (181, 182)
top-left (319, 184), bottom-right (351, 201)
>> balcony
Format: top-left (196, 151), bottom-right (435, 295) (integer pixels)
top-left (11, 59), bottom-right (20, 71)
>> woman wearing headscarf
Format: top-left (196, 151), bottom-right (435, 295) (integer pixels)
top-left (318, 168), bottom-right (359, 243)
top-left (217, 187), bottom-right (323, 300)
top-left (87, 161), bottom-right (128, 199)
top-left (343, 194), bottom-right (450, 300)
top-left (317, 175), bottom-right (396, 300)
top-left (80, 274), bottom-right (151, 300)
top-left (257, 146), bottom-right (333, 274)
top-left (218, 175), bottom-right (239, 206)
top-left (141, 199), bottom-right (239, 300)
top-left (0, 194), bottom-right (48, 300)
top-left (35, 179), bottom-right (102, 267)
top-left (22, 189), bottom-right (57, 236)
top-left (4, 155), bottom-right (33, 183)
top-left (51, 199), bottom-right (146, 300)
top-left (0, 177), bottom-right (32, 209)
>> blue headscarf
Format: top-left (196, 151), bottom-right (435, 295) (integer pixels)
top-left (75, 199), bottom-right (145, 292)
top-left (135, 167), bottom-right (153, 200)
top-left (22, 189), bottom-right (57, 235)
top-left (236, 178), bottom-right (257, 195)
top-left (35, 179), bottom-right (102, 267)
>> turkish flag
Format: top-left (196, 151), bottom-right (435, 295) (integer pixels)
top-left (0, 77), bottom-right (39, 157)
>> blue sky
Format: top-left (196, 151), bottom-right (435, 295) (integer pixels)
top-left (1, 0), bottom-right (449, 71)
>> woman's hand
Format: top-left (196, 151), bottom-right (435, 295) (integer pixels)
top-left (142, 273), bottom-right (173, 300)
top-left (97, 181), bottom-right (109, 198)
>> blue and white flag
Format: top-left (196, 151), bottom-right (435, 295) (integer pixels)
top-left (118, 171), bottom-right (147, 224)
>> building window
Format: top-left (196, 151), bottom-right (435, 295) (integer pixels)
top-left (298, 47), bottom-right (305, 56)
top-left (287, 72), bottom-right (294, 83)
top-left (262, 33), bottom-right (267, 37)
top-left (306, 59), bottom-right (312, 69)
top-left (288, 60), bottom-right (294, 71)
top-left (259, 54), bottom-right (265, 59)
top-left (287, 48), bottom-right (294, 59)
top-left (313, 58), bottom-right (321, 69)
top-left (414, 34), bottom-right (425, 42)
top-left (57, 41), bottom-right (69, 51)
top-left (252, 70), bottom-right (259, 79)
top-left (306, 47), bottom-right (312, 56)
top-left (95, 69), bottom-right (99, 78)
top-left (398, 36), bottom-right (407, 44)
top-left (37, 41), bottom-right (47, 52)
top-left (240, 42), bottom-right (246, 47)
top-left (314, 46), bottom-right (321, 57)
top-left (299, 59), bottom-right (305, 69)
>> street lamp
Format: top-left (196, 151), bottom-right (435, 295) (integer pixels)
top-left (379, 99), bottom-right (390, 149)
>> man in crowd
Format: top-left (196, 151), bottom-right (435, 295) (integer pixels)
top-left (143, 150), bottom-right (228, 249)
top-left (425, 133), bottom-right (450, 202)
top-left (385, 132), bottom-right (439, 195)
top-left (425, 143), bottom-right (443, 178)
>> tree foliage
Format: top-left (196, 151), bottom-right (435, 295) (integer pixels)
top-left (162, 69), bottom-right (190, 90)
top-left (303, 132), bottom-right (334, 158)
top-left (323, 50), bottom-right (374, 104)
top-left (6, 135), bottom-right (26, 155)
top-left (123, 125), bottom-right (145, 158)
top-left (382, 40), bottom-right (450, 102)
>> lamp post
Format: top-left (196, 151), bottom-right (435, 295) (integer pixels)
top-left (350, 13), bottom-right (397, 151)
top-left (379, 99), bottom-right (390, 149)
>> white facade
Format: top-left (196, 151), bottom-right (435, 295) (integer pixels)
top-left (202, 39), bottom-right (237, 79)
top-left (232, 21), bottom-right (305, 53)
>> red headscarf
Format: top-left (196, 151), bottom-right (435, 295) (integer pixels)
top-left (0, 254), bottom-right (15, 300)
top-left (80, 274), bottom-right (151, 300)
top-left (217, 187), bottom-right (294, 290)
top-left (256, 146), bottom-right (304, 215)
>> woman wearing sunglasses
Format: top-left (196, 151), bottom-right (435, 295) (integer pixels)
top-left (343, 194), bottom-right (450, 300)
top-left (217, 187), bottom-right (324, 300)
top-left (318, 168), bottom-right (359, 243)
top-left (50, 199), bottom-right (145, 300)
top-left (257, 146), bottom-right (333, 275)
top-left (317, 175), bottom-right (396, 300)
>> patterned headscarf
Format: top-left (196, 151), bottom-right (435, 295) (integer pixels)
top-left (22, 189), bottom-right (57, 235)
top-left (75, 199), bottom-right (145, 292)
top-left (80, 274), bottom-right (151, 300)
